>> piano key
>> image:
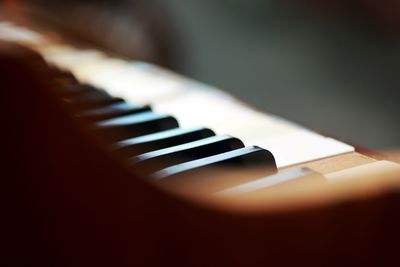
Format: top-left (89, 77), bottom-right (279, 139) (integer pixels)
top-left (77, 102), bottom-right (151, 122)
top-left (153, 89), bottom-right (355, 168)
top-left (152, 146), bottom-right (277, 181)
top-left (0, 21), bottom-right (45, 46)
top-left (114, 127), bottom-right (215, 156)
top-left (39, 44), bottom-right (107, 73)
top-left (49, 66), bottom-right (80, 85)
top-left (130, 135), bottom-right (244, 175)
top-left (94, 111), bottom-right (179, 142)
top-left (64, 89), bottom-right (124, 110)
top-left (76, 61), bottom-right (186, 105)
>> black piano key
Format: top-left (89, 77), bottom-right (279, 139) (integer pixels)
top-left (114, 127), bottom-right (215, 157)
top-left (152, 146), bottom-right (277, 181)
top-left (49, 66), bottom-right (80, 85)
top-left (93, 111), bottom-right (179, 142)
top-left (77, 102), bottom-right (151, 122)
top-left (64, 90), bottom-right (124, 110)
top-left (130, 135), bottom-right (244, 175)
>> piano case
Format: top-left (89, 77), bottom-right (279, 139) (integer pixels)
top-left (2, 40), bottom-right (400, 267)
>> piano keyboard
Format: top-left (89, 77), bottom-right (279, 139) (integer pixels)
top-left (1, 20), bottom-right (399, 201)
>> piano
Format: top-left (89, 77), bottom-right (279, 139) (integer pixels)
top-left (2, 5), bottom-right (400, 267)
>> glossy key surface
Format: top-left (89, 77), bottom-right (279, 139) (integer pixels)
top-left (78, 102), bottom-right (151, 121)
top-left (94, 111), bottom-right (179, 142)
top-left (115, 127), bottom-right (215, 156)
top-left (153, 146), bottom-right (277, 181)
top-left (64, 89), bottom-right (123, 109)
top-left (131, 135), bottom-right (244, 175)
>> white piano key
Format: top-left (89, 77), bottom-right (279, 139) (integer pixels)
top-left (251, 130), bottom-right (354, 167)
top-left (79, 60), bottom-right (354, 167)
top-left (0, 22), bottom-right (45, 45)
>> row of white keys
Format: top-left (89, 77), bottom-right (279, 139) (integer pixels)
top-left (0, 21), bottom-right (354, 168)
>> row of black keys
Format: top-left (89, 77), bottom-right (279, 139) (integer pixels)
top-left (54, 70), bottom-right (277, 182)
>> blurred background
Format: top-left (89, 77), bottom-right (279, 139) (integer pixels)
top-left (160, 0), bottom-right (400, 150)
top-left (4, 0), bottom-right (400, 149)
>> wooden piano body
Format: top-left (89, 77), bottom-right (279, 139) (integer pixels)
top-left (1, 11), bottom-right (400, 267)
